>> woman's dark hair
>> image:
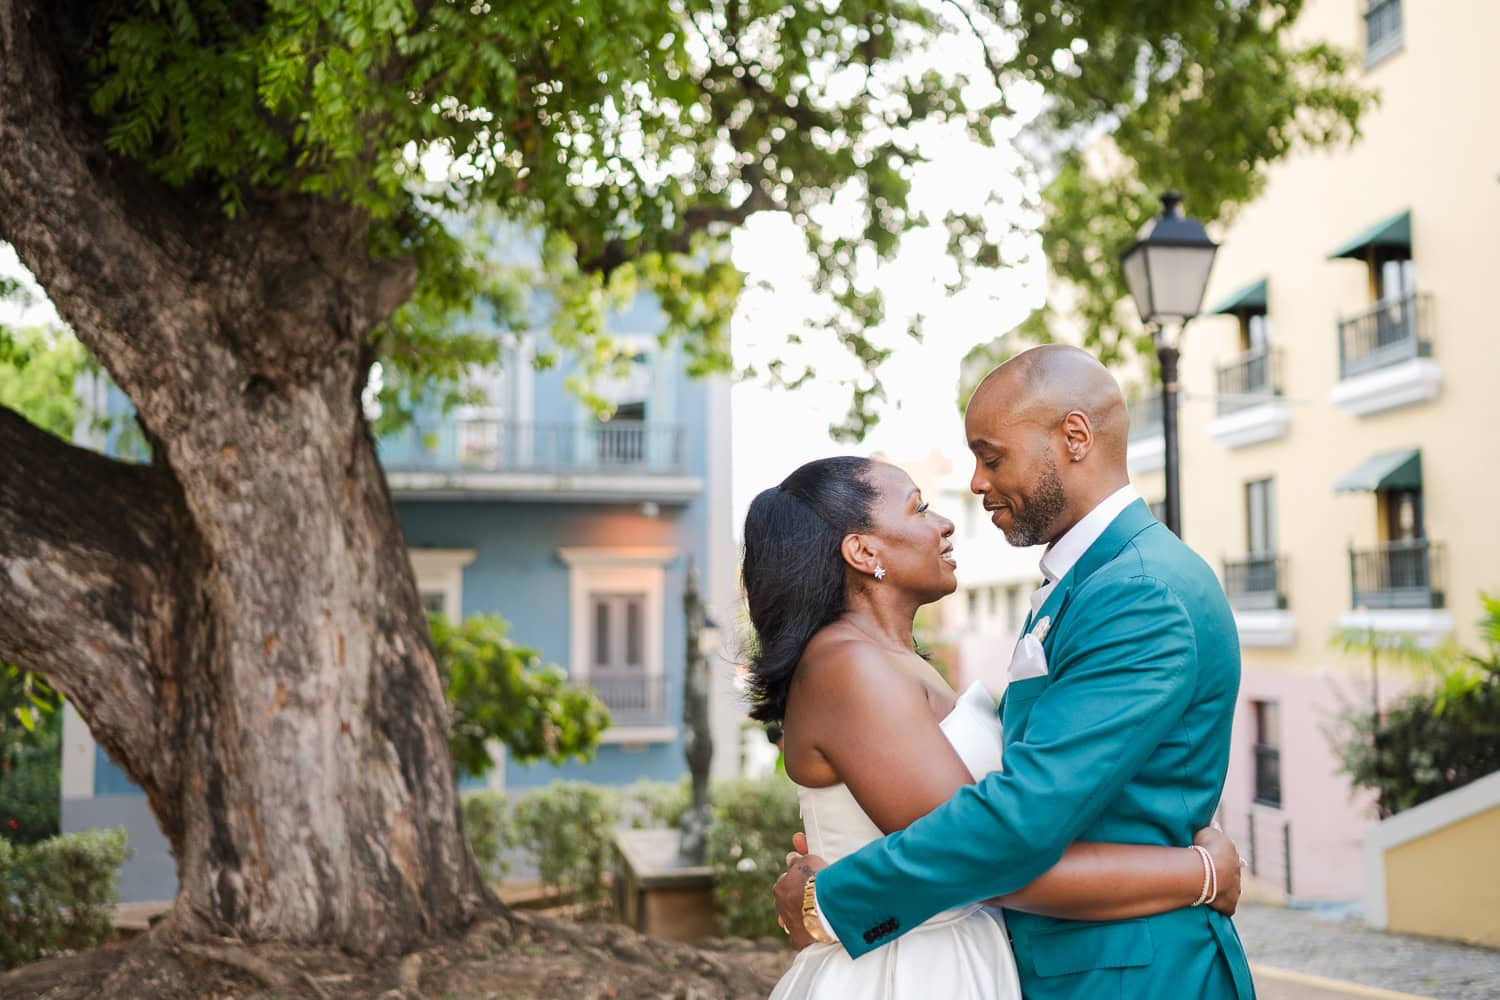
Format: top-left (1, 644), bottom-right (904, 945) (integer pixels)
top-left (740, 456), bottom-right (879, 723)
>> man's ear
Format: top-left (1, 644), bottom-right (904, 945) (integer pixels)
top-left (840, 532), bottom-right (881, 578)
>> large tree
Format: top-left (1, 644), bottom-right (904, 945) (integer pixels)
top-left (0, 0), bottom-right (1365, 961)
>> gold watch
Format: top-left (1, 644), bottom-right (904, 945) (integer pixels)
top-left (801, 873), bottom-right (833, 944)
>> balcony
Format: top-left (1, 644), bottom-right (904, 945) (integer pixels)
top-left (1364, 0), bottom-right (1403, 67)
top-left (1126, 395), bottom-right (1164, 474)
top-left (1226, 555), bottom-right (1296, 648)
top-left (1349, 540), bottom-right (1445, 611)
top-left (1224, 554), bottom-right (1286, 611)
top-left (381, 419), bottom-right (702, 503)
top-left (589, 673), bottom-right (673, 742)
top-left (1330, 294), bottom-right (1440, 417)
top-left (1210, 347), bottom-right (1290, 449)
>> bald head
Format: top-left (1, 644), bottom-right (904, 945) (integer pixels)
top-left (968, 344), bottom-right (1129, 462)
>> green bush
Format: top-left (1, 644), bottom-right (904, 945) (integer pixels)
top-left (0, 827), bottom-right (130, 969)
top-left (506, 782), bottom-right (620, 914)
top-left (705, 775), bottom-right (802, 939)
top-left (1, 708), bottom-right (62, 845)
top-left (620, 777), bottom-right (690, 830)
top-left (1332, 594), bottom-right (1500, 816)
top-left (461, 791), bottom-right (512, 882)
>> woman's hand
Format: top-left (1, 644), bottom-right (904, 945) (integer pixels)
top-left (1193, 825), bottom-right (1243, 916)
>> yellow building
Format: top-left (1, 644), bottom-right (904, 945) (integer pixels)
top-left (1128, 0), bottom-right (1500, 903)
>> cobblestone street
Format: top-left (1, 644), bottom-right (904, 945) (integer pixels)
top-left (1237, 904), bottom-right (1500, 1000)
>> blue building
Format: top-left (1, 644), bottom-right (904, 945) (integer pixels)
top-left (59, 290), bottom-right (741, 903)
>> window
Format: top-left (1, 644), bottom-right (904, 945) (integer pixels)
top-left (1380, 487), bottom-right (1424, 543)
top-left (1240, 310), bottom-right (1271, 354)
top-left (1364, 0), bottom-right (1403, 68)
top-left (987, 586), bottom-right (1000, 620)
top-left (1245, 479), bottom-right (1277, 555)
top-left (408, 549), bottom-right (477, 621)
top-left (590, 593), bottom-right (647, 672)
top-left (966, 588), bottom-right (980, 622)
top-left (1253, 700), bottom-right (1282, 808)
top-left (559, 547), bottom-right (675, 739)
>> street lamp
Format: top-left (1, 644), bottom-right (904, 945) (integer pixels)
top-left (1119, 191), bottom-right (1219, 537)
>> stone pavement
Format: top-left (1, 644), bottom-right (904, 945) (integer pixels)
top-left (1236, 903), bottom-right (1500, 1000)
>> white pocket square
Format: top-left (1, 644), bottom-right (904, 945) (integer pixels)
top-left (1008, 633), bottom-right (1049, 683)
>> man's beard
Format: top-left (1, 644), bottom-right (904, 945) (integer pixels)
top-left (1003, 455), bottom-right (1068, 548)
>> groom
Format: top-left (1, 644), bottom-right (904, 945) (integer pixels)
top-left (773, 345), bottom-right (1254, 999)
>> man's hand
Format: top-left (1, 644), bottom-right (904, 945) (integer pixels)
top-left (1194, 825), bottom-right (1243, 916)
top-left (773, 832), bottom-right (828, 950)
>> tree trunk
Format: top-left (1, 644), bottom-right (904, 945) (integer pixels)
top-left (0, 0), bottom-right (498, 955)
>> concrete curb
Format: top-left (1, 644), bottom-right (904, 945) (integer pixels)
top-left (1253, 963), bottom-right (1436, 1000)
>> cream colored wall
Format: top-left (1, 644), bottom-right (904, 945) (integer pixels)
top-left (1383, 805), bottom-right (1500, 948)
top-left (1172, 0), bottom-right (1500, 665)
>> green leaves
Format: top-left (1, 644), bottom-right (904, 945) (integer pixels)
top-left (429, 611), bottom-right (610, 775)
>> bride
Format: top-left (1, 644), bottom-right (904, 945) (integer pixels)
top-left (741, 456), bottom-right (1240, 1000)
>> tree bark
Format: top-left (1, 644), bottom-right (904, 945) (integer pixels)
top-left (0, 0), bottom-right (497, 954)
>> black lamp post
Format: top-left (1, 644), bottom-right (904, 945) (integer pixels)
top-left (1119, 192), bottom-right (1219, 537)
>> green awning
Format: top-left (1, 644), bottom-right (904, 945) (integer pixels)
top-left (1327, 210), bottom-right (1411, 261)
top-left (1208, 278), bottom-right (1268, 316)
top-left (1334, 449), bottom-right (1422, 493)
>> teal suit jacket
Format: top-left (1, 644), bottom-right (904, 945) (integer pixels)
top-left (816, 500), bottom-right (1254, 999)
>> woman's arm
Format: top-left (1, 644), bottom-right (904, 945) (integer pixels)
top-left (997, 826), bottom-right (1242, 919)
top-left (793, 645), bottom-right (1241, 921)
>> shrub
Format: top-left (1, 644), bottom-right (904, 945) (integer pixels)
top-left (1332, 594), bottom-right (1500, 816)
top-left (461, 791), bottom-right (512, 882)
top-left (0, 827), bottom-right (129, 969)
top-left (506, 782), bottom-right (620, 914)
top-left (620, 778), bottom-right (690, 830)
top-left (1, 708), bottom-right (61, 845)
top-left (705, 775), bottom-right (802, 939)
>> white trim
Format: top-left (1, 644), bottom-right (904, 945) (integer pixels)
top-left (1127, 434), bottom-right (1164, 473)
top-left (1338, 608), bottom-right (1453, 647)
top-left (1363, 770), bottom-right (1500, 929)
top-left (61, 702), bottom-right (96, 800)
top-left (386, 471), bottom-right (704, 503)
top-left (560, 547), bottom-right (675, 742)
top-left (1208, 399), bottom-right (1291, 450)
top-left (1330, 358), bottom-right (1442, 418)
top-left (409, 548), bottom-right (477, 619)
top-left (1233, 609), bottom-right (1297, 648)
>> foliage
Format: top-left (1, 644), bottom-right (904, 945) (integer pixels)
top-left (1, 661), bottom-right (62, 743)
top-left (1330, 595), bottom-right (1500, 816)
top-left (705, 774), bottom-right (802, 939)
top-left (0, 827), bottom-right (130, 970)
top-left (0, 701), bottom-right (62, 845)
top-left (460, 790), bottom-right (512, 882)
top-left (1012, 1), bottom-right (1377, 372)
top-left (505, 782), bottom-right (621, 914)
top-left (430, 612), bottom-right (610, 776)
top-left (21, 0), bottom-right (1370, 439)
top-left (620, 777), bottom-right (691, 831)
top-left (0, 325), bottom-right (83, 441)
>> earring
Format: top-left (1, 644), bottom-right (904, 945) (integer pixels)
top-left (1071, 454), bottom-right (1081, 463)
top-left (874, 565), bottom-right (886, 581)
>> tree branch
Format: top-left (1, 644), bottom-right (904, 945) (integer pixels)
top-left (0, 404), bottom-right (197, 811)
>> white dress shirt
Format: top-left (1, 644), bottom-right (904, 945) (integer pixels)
top-left (1029, 484), bottom-right (1140, 616)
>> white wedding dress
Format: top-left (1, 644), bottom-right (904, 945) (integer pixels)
top-left (770, 681), bottom-right (1023, 1000)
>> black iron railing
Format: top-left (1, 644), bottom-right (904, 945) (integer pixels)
top-left (1337, 293), bottom-right (1432, 380)
top-left (1216, 804), bottom-right (1293, 898)
top-left (589, 673), bottom-right (669, 727)
top-left (1215, 347), bottom-right (1282, 415)
top-left (1349, 539), bottom-right (1445, 610)
top-left (1224, 554), bottom-right (1286, 611)
top-left (382, 419), bottom-right (687, 475)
